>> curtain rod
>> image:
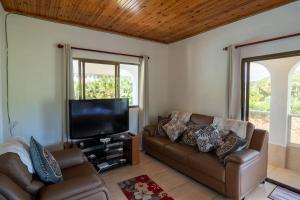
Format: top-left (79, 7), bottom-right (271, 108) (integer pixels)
top-left (223, 32), bottom-right (300, 51)
top-left (57, 44), bottom-right (149, 59)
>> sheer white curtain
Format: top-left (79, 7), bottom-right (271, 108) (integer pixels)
top-left (227, 45), bottom-right (242, 120)
top-left (62, 44), bottom-right (74, 143)
top-left (138, 56), bottom-right (149, 134)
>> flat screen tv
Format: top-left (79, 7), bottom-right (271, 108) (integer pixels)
top-left (69, 98), bottom-right (129, 139)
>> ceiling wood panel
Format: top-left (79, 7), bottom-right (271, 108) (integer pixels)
top-left (0, 0), bottom-right (293, 43)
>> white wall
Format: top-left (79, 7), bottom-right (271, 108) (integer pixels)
top-left (2, 1), bottom-right (300, 148)
top-left (0, 4), bottom-right (5, 143)
top-left (168, 1), bottom-right (300, 145)
top-left (3, 15), bottom-right (168, 147)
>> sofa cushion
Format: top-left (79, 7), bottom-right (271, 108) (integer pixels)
top-left (216, 134), bottom-right (247, 161)
top-left (164, 143), bottom-right (197, 164)
top-left (144, 136), bottom-right (172, 153)
top-left (163, 119), bottom-right (187, 142)
top-left (181, 122), bottom-right (204, 146)
top-left (188, 152), bottom-right (225, 182)
top-left (155, 116), bottom-right (171, 137)
top-left (29, 137), bottom-right (63, 184)
top-left (62, 162), bottom-right (97, 181)
top-left (195, 125), bottom-right (223, 152)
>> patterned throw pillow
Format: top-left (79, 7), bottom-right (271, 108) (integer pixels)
top-left (216, 133), bottom-right (247, 161)
top-left (155, 116), bottom-right (171, 137)
top-left (181, 123), bottom-right (204, 146)
top-left (29, 137), bottom-right (63, 183)
top-left (163, 119), bottom-right (187, 142)
top-left (195, 125), bottom-right (223, 152)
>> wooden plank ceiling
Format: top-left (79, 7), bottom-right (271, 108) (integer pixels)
top-left (0, 0), bottom-right (293, 43)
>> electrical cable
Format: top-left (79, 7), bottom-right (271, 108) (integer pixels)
top-left (5, 13), bottom-right (12, 136)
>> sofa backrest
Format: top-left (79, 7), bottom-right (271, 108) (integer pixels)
top-left (0, 153), bottom-right (44, 196)
top-left (190, 114), bottom-right (214, 126)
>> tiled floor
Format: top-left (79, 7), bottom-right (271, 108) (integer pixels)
top-left (268, 164), bottom-right (300, 189)
top-left (101, 152), bottom-right (277, 200)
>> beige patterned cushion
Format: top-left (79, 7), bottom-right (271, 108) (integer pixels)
top-left (171, 111), bottom-right (192, 124)
top-left (163, 119), bottom-right (187, 142)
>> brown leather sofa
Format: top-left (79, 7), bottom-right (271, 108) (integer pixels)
top-left (143, 114), bottom-right (268, 200)
top-left (0, 148), bottom-right (110, 200)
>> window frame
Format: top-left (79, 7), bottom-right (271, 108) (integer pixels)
top-left (73, 58), bottom-right (140, 107)
top-left (241, 50), bottom-right (300, 147)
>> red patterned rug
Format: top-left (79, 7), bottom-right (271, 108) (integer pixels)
top-left (118, 175), bottom-right (174, 200)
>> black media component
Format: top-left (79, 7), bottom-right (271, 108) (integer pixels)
top-left (69, 98), bottom-right (129, 139)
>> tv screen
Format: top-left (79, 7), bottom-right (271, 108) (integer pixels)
top-left (69, 99), bottom-right (129, 139)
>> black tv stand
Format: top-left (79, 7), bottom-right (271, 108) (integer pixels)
top-left (73, 132), bottom-right (135, 172)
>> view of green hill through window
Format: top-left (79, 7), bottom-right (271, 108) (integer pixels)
top-left (250, 69), bottom-right (300, 114)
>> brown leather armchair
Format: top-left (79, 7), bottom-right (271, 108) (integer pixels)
top-left (143, 114), bottom-right (268, 200)
top-left (0, 148), bottom-right (110, 200)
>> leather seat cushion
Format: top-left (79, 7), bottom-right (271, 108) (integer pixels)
top-left (164, 143), bottom-right (198, 164)
top-left (62, 162), bottom-right (98, 181)
top-left (144, 136), bottom-right (172, 153)
top-left (188, 152), bottom-right (225, 182)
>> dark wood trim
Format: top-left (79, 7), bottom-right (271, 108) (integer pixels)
top-left (82, 61), bottom-right (86, 99)
top-left (266, 178), bottom-right (300, 194)
top-left (242, 49), bottom-right (300, 62)
top-left (224, 32), bottom-right (300, 51)
top-left (58, 44), bottom-right (148, 59)
top-left (245, 61), bottom-right (250, 121)
top-left (241, 60), bottom-right (246, 120)
top-left (129, 105), bottom-right (139, 108)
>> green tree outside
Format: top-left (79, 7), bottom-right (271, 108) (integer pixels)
top-left (74, 75), bottom-right (134, 105)
top-left (250, 72), bottom-right (300, 114)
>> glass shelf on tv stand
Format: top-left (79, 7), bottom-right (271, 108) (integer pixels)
top-left (73, 132), bottom-right (134, 172)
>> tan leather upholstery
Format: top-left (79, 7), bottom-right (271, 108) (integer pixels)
top-left (52, 148), bottom-right (87, 170)
top-left (62, 162), bottom-right (100, 180)
top-left (164, 143), bottom-right (197, 164)
top-left (39, 174), bottom-right (109, 200)
top-left (143, 113), bottom-right (268, 200)
top-left (190, 114), bottom-right (214, 126)
top-left (0, 148), bottom-right (110, 200)
top-left (0, 174), bottom-right (32, 200)
top-left (0, 153), bottom-right (44, 195)
top-left (188, 152), bottom-right (225, 182)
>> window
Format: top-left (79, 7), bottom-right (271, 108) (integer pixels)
top-left (242, 61), bottom-right (271, 131)
top-left (289, 62), bottom-right (300, 145)
top-left (72, 59), bottom-right (139, 106)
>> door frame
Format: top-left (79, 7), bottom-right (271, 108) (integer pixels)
top-left (241, 49), bottom-right (300, 121)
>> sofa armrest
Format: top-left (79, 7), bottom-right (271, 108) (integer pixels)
top-left (52, 148), bottom-right (87, 169)
top-left (225, 149), bottom-right (260, 164)
top-left (40, 174), bottom-right (109, 200)
top-left (0, 174), bottom-right (31, 200)
top-left (225, 129), bottom-right (268, 200)
top-left (143, 125), bottom-right (157, 136)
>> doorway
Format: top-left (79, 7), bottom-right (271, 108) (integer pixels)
top-left (242, 50), bottom-right (300, 190)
